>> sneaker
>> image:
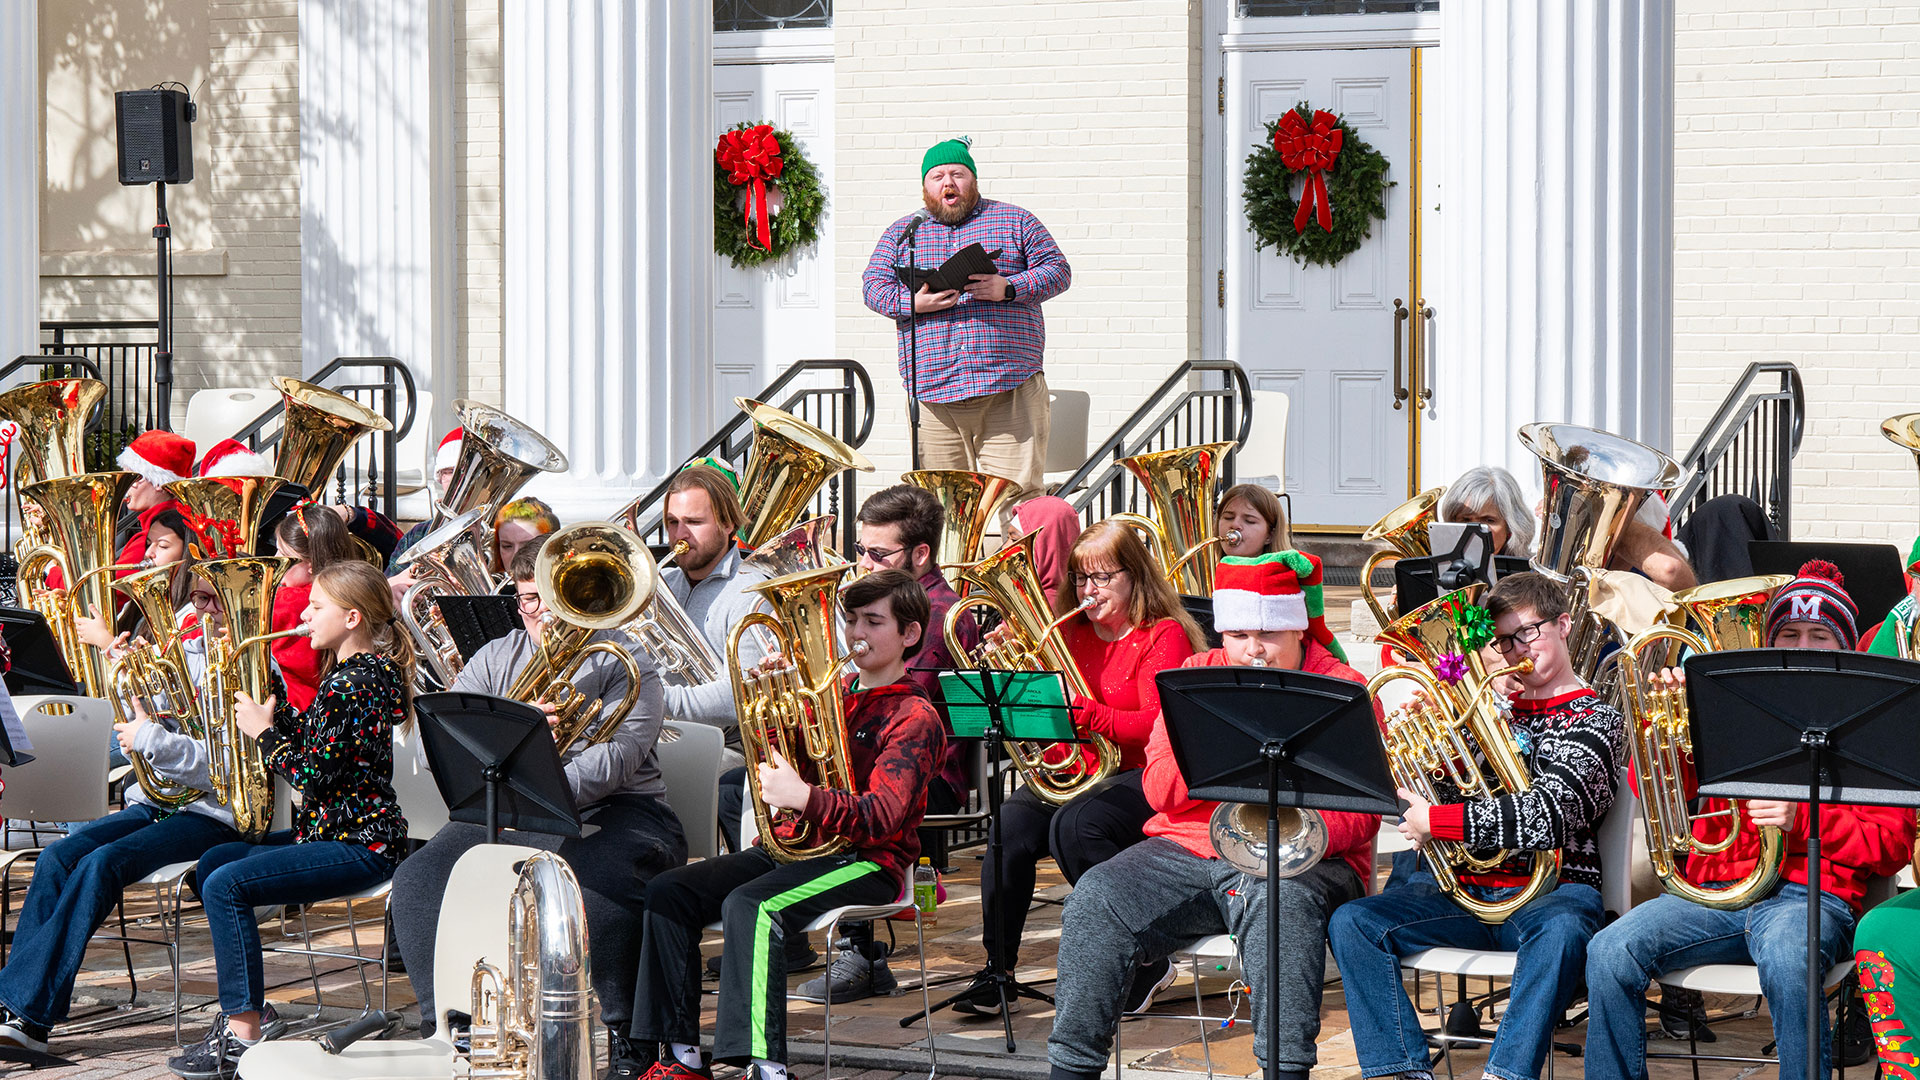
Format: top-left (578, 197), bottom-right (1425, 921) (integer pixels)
top-left (1658, 986), bottom-right (1715, 1043)
top-left (0, 1004), bottom-right (50, 1054)
top-left (1122, 957), bottom-right (1176, 1015)
top-left (256, 1003), bottom-right (289, 1042)
top-left (950, 974), bottom-right (1020, 1017)
top-left (167, 1016), bottom-right (248, 1080)
top-left (638, 1061), bottom-right (713, 1080)
top-left (794, 946), bottom-right (899, 1004)
top-left (604, 1027), bottom-right (655, 1080)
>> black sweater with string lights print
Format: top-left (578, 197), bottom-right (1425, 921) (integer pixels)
top-left (255, 651), bottom-right (410, 865)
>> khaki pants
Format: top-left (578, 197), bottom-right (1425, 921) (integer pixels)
top-left (919, 373), bottom-right (1051, 514)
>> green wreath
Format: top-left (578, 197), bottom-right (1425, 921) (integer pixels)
top-left (1243, 103), bottom-right (1394, 267)
top-left (714, 122), bottom-right (827, 268)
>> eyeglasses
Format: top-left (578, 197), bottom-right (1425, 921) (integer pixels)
top-left (1491, 618), bottom-right (1554, 654)
top-left (852, 543), bottom-right (905, 564)
top-left (515, 591), bottom-right (543, 612)
top-left (189, 592), bottom-right (219, 610)
top-left (1071, 568), bottom-right (1126, 588)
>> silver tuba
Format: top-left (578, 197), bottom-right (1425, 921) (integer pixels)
top-left (392, 507), bottom-right (498, 686)
top-left (1520, 423), bottom-right (1682, 683)
top-left (432, 400), bottom-right (569, 541)
top-left (1209, 803), bottom-right (1329, 879)
top-left (463, 852), bottom-right (596, 1080)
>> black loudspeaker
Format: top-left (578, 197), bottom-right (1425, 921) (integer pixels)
top-left (115, 89), bottom-right (194, 185)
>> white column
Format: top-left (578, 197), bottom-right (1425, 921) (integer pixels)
top-left (0, 3), bottom-right (38, 364)
top-left (503, 0), bottom-right (713, 519)
top-left (299, 0), bottom-right (456, 429)
top-left (1429, 0), bottom-right (1674, 492)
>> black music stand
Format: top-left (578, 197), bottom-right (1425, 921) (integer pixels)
top-left (1685, 648), bottom-right (1920, 1080)
top-left (1157, 666), bottom-right (1398, 1080)
top-left (898, 668), bottom-right (1078, 1052)
top-left (414, 691), bottom-right (581, 844)
top-left (434, 595), bottom-right (520, 662)
top-left (0, 607), bottom-right (79, 698)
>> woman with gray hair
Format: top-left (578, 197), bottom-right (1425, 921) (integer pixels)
top-left (1439, 465), bottom-right (1535, 558)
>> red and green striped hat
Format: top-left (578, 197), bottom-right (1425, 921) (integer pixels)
top-left (1214, 550), bottom-right (1346, 661)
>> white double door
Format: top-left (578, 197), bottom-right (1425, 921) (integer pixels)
top-left (1221, 45), bottom-right (1425, 529)
top-left (711, 56), bottom-right (835, 429)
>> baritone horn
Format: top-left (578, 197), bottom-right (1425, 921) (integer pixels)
top-left (463, 851), bottom-right (596, 1080)
top-left (1110, 441), bottom-right (1237, 595)
top-left (1614, 575), bottom-right (1792, 910)
top-left (520, 522), bottom-right (651, 753)
top-left (268, 376), bottom-right (394, 498)
top-left (541, 522), bottom-right (723, 687)
top-left (21, 471), bottom-right (137, 696)
top-left (198, 555), bottom-right (311, 840)
top-left (727, 563), bottom-right (865, 862)
top-left (109, 563), bottom-right (207, 809)
top-left (1360, 487), bottom-right (1443, 629)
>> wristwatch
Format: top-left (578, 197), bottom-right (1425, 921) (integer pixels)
top-left (1004, 281), bottom-right (1017, 301)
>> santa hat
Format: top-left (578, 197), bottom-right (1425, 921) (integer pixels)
top-left (435, 429), bottom-right (464, 473)
top-left (1212, 550), bottom-right (1346, 661)
top-left (117, 431), bottom-right (196, 488)
top-left (1765, 559), bottom-right (1860, 650)
top-left (196, 438), bottom-right (275, 478)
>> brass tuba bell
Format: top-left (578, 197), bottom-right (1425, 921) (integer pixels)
top-left (742, 515), bottom-right (842, 580)
top-left (268, 376), bottom-right (394, 498)
top-left (1109, 441), bottom-right (1238, 596)
top-left (1359, 487), bottom-right (1444, 629)
top-left (517, 522), bottom-right (651, 753)
top-left (731, 398), bottom-right (874, 550)
top-left (903, 469), bottom-right (1018, 575)
top-left (165, 476), bottom-right (291, 559)
top-left (0, 377), bottom-right (109, 487)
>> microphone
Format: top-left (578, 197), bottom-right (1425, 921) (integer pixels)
top-left (903, 208), bottom-right (931, 245)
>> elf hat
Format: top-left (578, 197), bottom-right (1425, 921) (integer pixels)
top-left (117, 431), bottom-right (196, 488)
top-left (435, 429), bottom-right (464, 473)
top-left (1213, 550), bottom-right (1346, 661)
top-left (196, 437), bottom-right (274, 478)
top-left (1764, 559), bottom-right (1860, 650)
top-left (1907, 535), bottom-right (1920, 573)
top-left (922, 137), bottom-right (977, 179)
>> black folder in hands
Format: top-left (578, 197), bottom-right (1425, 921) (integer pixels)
top-left (896, 243), bottom-right (1002, 295)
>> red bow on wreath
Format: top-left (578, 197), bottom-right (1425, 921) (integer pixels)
top-left (1273, 109), bottom-right (1344, 234)
top-left (716, 124), bottom-right (785, 253)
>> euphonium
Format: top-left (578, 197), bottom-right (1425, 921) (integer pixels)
top-left (392, 506), bottom-right (498, 686)
top-left (1359, 487), bottom-right (1444, 628)
top-left (542, 522), bottom-right (722, 687)
top-left (108, 563), bottom-right (206, 809)
top-left (1110, 441), bottom-right (1238, 595)
top-left (431, 400), bottom-right (569, 538)
top-left (729, 398), bottom-right (875, 549)
top-left (198, 556), bottom-right (309, 840)
top-left (514, 522), bottom-right (649, 753)
top-left (943, 529), bottom-right (1120, 805)
top-left (727, 563), bottom-right (865, 862)
top-left (22, 472), bottom-right (137, 696)
top-left (1614, 575), bottom-right (1793, 910)
top-left (903, 469), bottom-right (1018, 575)
top-left (463, 851), bottom-right (595, 1080)
top-left (0, 377), bottom-right (109, 486)
top-left (268, 376), bottom-right (394, 498)
top-left (1367, 585), bottom-right (1558, 923)
top-left (1521, 423), bottom-right (1682, 682)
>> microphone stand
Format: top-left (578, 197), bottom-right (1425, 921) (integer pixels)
top-left (903, 217), bottom-right (923, 471)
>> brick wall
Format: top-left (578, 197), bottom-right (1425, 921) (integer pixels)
top-left (1673, 1), bottom-right (1920, 545)
top-left (832, 0), bottom-right (1203, 484)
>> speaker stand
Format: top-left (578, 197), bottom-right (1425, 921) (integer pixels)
top-left (152, 181), bottom-right (175, 430)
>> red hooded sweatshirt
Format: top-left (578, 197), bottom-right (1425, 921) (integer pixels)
top-left (1142, 642), bottom-right (1384, 887)
top-left (1013, 496), bottom-right (1084, 609)
top-left (271, 579), bottom-right (323, 712)
top-left (1062, 616), bottom-right (1198, 771)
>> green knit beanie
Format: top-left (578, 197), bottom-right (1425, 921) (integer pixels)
top-left (921, 137), bottom-right (977, 179)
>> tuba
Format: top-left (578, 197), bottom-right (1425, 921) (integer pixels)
top-left (1367, 584), bottom-right (1558, 923)
top-left (515, 522), bottom-right (649, 753)
top-left (1614, 575), bottom-right (1792, 910)
top-left (109, 563), bottom-right (207, 809)
top-left (0, 377), bottom-right (109, 488)
top-left (268, 376), bottom-right (394, 499)
top-left (1359, 487), bottom-right (1444, 629)
top-left (431, 400), bottom-right (569, 539)
top-left (392, 507), bottom-right (498, 686)
top-left (943, 529), bottom-right (1119, 805)
top-left (164, 476), bottom-right (291, 560)
top-left (727, 563), bottom-right (865, 862)
top-left (903, 469), bottom-right (1018, 575)
top-left (21, 472), bottom-right (137, 696)
top-left (1110, 441), bottom-right (1238, 596)
top-left (198, 555), bottom-right (311, 840)
top-left (1521, 423), bottom-right (1682, 682)
top-left (543, 522), bottom-right (722, 688)
top-left (741, 515), bottom-right (841, 580)
top-left (464, 851), bottom-right (596, 1080)
top-left (730, 399), bottom-right (875, 549)
top-left (1885, 411), bottom-right (1920, 515)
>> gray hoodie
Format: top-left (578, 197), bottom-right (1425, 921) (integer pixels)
top-left (658, 545), bottom-right (769, 748)
top-left (451, 628), bottom-right (667, 804)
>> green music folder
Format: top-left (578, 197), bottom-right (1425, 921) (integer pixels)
top-left (938, 670), bottom-right (1076, 740)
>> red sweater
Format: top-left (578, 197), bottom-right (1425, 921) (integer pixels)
top-left (271, 580), bottom-right (323, 712)
top-left (1141, 643), bottom-right (1383, 887)
top-left (1062, 617), bottom-right (1198, 770)
top-left (788, 678), bottom-right (948, 878)
top-left (1629, 757), bottom-right (1915, 913)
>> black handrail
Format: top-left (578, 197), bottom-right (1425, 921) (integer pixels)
top-left (231, 357), bottom-right (419, 519)
top-left (1056, 360), bottom-right (1254, 525)
top-left (1669, 361), bottom-right (1806, 538)
top-left (624, 360), bottom-right (875, 554)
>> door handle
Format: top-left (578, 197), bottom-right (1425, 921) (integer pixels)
top-left (1416, 301), bottom-right (1436, 409)
top-left (1392, 299), bottom-right (1411, 410)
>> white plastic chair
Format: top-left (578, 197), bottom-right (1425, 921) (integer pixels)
top-left (655, 720), bottom-right (724, 860)
top-left (183, 387), bottom-right (276, 458)
top-left (342, 390), bottom-right (433, 516)
top-left (391, 724), bottom-right (449, 842)
top-left (237, 843), bottom-right (541, 1080)
top-left (1044, 387), bottom-right (1092, 494)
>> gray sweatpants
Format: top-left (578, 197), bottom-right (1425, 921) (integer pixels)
top-left (1047, 836), bottom-right (1363, 1076)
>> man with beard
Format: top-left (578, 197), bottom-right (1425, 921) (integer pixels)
top-left (654, 464), bottom-right (769, 754)
top-left (862, 137), bottom-right (1071, 509)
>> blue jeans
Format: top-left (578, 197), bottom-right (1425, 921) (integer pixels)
top-left (1584, 884), bottom-right (1856, 1080)
top-left (196, 833), bottom-right (394, 1015)
top-left (1327, 857), bottom-right (1605, 1080)
top-left (0, 805), bottom-right (237, 1027)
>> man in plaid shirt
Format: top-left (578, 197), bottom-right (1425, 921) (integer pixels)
top-left (863, 138), bottom-right (1071, 509)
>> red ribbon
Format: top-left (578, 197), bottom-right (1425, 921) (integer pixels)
top-left (180, 506), bottom-right (244, 560)
top-left (1274, 109), bottom-right (1344, 234)
top-left (716, 124), bottom-right (786, 252)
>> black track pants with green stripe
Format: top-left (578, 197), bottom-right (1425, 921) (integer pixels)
top-left (631, 847), bottom-right (898, 1065)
